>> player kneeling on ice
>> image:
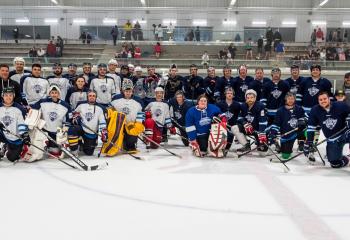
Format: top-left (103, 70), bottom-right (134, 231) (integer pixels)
top-left (185, 94), bottom-right (227, 157)
top-left (268, 92), bottom-right (307, 161)
top-left (111, 78), bottom-right (145, 153)
top-left (231, 89), bottom-right (268, 153)
top-left (68, 90), bottom-right (107, 156)
top-left (31, 84), bottom-right (72, 157)
top-left (304, 92), bottom-right (350, 167)
top-left (0, 87), bottom-right (30, 162)
top-left (144, 87), bottom-right (174, 149)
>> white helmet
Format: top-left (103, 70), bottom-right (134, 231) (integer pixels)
top-left (134, 66), bottom-right (143, 72)
top-left (13, 57), bottom-right (25, 65)
top-left (108, 59), bottom-right (118, 65)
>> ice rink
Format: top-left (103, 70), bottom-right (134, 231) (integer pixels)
top-left (1, 135), bottom-right (350, 240)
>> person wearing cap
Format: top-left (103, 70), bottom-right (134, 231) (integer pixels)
top-left (9, 57), bottom-right (31, 84)
top-left (47, 63), bottom-right (71, 100)
top-left (79, 62), bottom-right (95, 86)
top-left (169, 90), bottom-right (194, 146)
top-left (111, 78), bottom-right (145, 152)
top-left (296, 64), bottom-right (333, 115)
top-left (164, 64), bottom-right (183, 101)
top-left (89, 63), bottom-right (116, 107)
top-left (203, 66), bottom-right (219, 104)
top-left (216, 87), bottom-right (241, 151)
top-left (214, 65), bottom-right (235, 102)
top-left (183, 64), bottom-right (204, 102)
top-left (0, 87), bottom-right (30, 162)
top-left (20, 63), bottom-right (49, 106)
top-left (65, 76), bottom-right (89, 110)
top-left (232, 65), bottom-right (254, 103)
top-left (0, 64), bottom-right (22, 104)
top-left (107, 59), bottom-right (121, 95)
top-left (342, 72), bottom-right (350, 106)
top-left (119, 65), bottom-right (131, 82)
top-left (284, 64), bottom-right (304, 97)
top-left (261, 67), bottom-right (290, 125)
top-left (248, 67), bottom-right (272, 101)
top-left (269, 92), bottom-right (307, 160)
top-left (131, 66), bottom-right (146, 105)
top-left (144, 87), bottom-right (173, 148)
top-left (62, 63), bottom-right (78, 85)
top-left (231, 89), bottom-right (268, 153)
top-left (67, 89), bottom-right (107, 156)
top-left (335, 89), bottom-right (346, 102)
top-left (144, 66), bottom-right (161, 106)
top-left (31, 84), bottom-right (72, 157)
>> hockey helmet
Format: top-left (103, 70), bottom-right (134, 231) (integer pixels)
top-left (97, 63), bottom-right (107, 69)
top-left (245, 89), bottom-right (257, 98)
top-left (48, 84), bottom-right (61, 95)
top-left (2, 87), bottom-right (15, 97)
top-left (68, 63), bottom-right (77, 68)
top-left (155, 87), bottom-right (164, 92)
top-left (108, 59), bottom-right (118, 65)
top-left (13, 57), bottom-right (25, 64)
top-left (134, 66), bottom-right (143, 72)
top-left (122, 78), bottom-right (134, 90)
top-left (335, 89), bottom-right (345, 96)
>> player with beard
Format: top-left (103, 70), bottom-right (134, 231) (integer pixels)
top-left (79, 62), bottom-right (95, 86)
top-left (144, 66), bottom-right (161, 105)
top-left (0, 64), bottom-right (22, 104)
top-left (9, 57), bottom-right (31, 84)
top-left (62, 63), bottom-right (78, 85)
top-left (232, 65), bottom-right (254, 103)
top-left (214, 65), bottom-right (235, 102)
top-left (164, 64), bottom-right (183, 101)
top-left (182, 64), bottom-right (204, 102)
top-left (47, 63), bottom-right (71, 100)
top-left (107, 58), bottom-right (122, 95)
top-left (248, 67), bottom-right (271, 101)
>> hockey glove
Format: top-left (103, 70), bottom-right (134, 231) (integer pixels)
top-left (190, 140), bottom-right (202, 157)
top-left (258, 132), bottom-right (267, 145)
top-left (101, 128), bottom-right (108, 143)
top-left (303, 142), bottom-right (315, 157)
top-left (244, 123), bottom-right (254, 135)
top-left (268, 132), bottom-right (277, 145)
top-left (169, 126), bottom-right (177, 135)
top-left (297, 117), bottom-right (307, 130)
top-left (72, 111), bottom-right (81, 125)
top-left (21, 132), bottom-right (31, 145)
top-left (145, 111), bottom-right (152, 119)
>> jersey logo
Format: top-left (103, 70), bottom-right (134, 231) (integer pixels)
top-left (288, 118), bottom-right (298, 128)
top-left (290, 86), bottom-right (298, 94)
top-left (100, 84), bottom-right (107, 93)
top-left (49, 112), bottom-right (58, 121)
top-left (323, 118), bottom-right (337, 130)
top-left (271, 89), bottom-right (282, 99)
top-left (175, 111), bottom-right (182, 120)
top-left (33, 84), bottom-right (43, 94)
top-left (122, 107), bottom-right (130, 115)
top-left (225, 111), bottom-right (233, 120)
top-left (308, 86), bottom-right (319, 97)
top-left (2, 115), bottom-right (13, 127)
top-left (199, 117), bottom-right (211, 126)
top-left (240, 84), bottom-right (248, 93)
top-left (246, 114), bottom-right (254, 123)
top-left (154, 108), bottom-right (162, 117)
top-left (85, 112), bottom-right (94, 122)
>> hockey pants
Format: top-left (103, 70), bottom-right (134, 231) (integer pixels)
top-left (68, 125), bottom-right (97, 156)
top-left (0, 131), bottom-right (23, 162)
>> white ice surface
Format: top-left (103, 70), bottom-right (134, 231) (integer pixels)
top-left (1, 134), bottom-right (350, 240)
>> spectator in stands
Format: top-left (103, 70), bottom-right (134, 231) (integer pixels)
top-left (195, 26), bottom-right (200, 41)
top-left (185, 29), bottom-right (194, 41)
top-left (344, 30), bottom-right (349, 43)
top-left (332, 30), bottom-right (338, 42)
top-left (273, 29), bottom-right (282, 51)
top-left (47, 40), bottom-right (56, 58)
top-left (201, 51), bottom-right (210, 68)
top-left (133, 21), bottom-right (142, 40)
top-left (218, 49), bottom-right (227, 60)
top-left (337, 28), bottom-right (342, 42)
top-left (343, 72), bottom-right (350, 106)
top-left (80, 32), bottom-right (87, 44)
top-left (36, 33), bottom-right (41, 39)
top-left (57, 36), bottom-right (64, 56)
top-left (228, 43), bottom-right (237, 59)
top-left (29, 46), bottom-right (37, 63)
top-left (316, 28), bottom-right (324, 47)
top-left (310, 29), bottom-right (317, 47)
top-left (266, 27), bottom-right (273, 45)
top-left (154, 42), bottom-right (162, 59)
top-left (134, 45), bottom-right (142, 65)
top-left (320, 47), bottom-right (326, 65)
top-left (234, 34), bottom-right (241, 42)
top-left (336, 43), bottom-right (346, 61)
top-left (167, 22), bottom-right (175, 41)
top-left (37, 47), bottom-right (47, 63)
top-left (226, 51), bottom-right (233, 65)
top-left (124, 20), bottom-right (132, 40)
top-left (86, 33), bottom-right (92, 44)
top-left (152, 24), bottom-right (157, 40)
top-left (345, 46), bottom-right (350, 60)
top-left (111, 25), bottom-right (119, 46)
top-left (257, 36), bottom-right (264, 60)
top-left (155, 24), bottom-right (163, 41)
top-left (264, 42), bottom-right (272, 60)
top-left (275, 41), bottom-right (285, 61)
top-left (245, 38), bottom-right (253, 60)
top-left (13, 27), bottom-right (19, 44)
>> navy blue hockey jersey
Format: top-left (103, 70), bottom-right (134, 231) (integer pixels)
top-left (248, 77), bottom-right (272, 101)
top-left (232, 76), bottom-right (254, 103)
top-left (182, 75), bottom-right (204, 100)
top-left (169, 98), bottom-right (194, 126)
top-left (216, 100), bottom-right (241, 126)
top-left (238, 102), bottom-right (267, 133)
top-left (214, 76), bottom-right (235, 100)
top-left (261, 80), bottom-right (290, 116)
top-left (203, 76), bottom-right (220, 103)
top-left (284, 76), bottom-right (304, 97)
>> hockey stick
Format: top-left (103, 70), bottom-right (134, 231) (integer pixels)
top-left (139, 133), bottom-right (182, 158)
top-left (36, 127), bottom-right (108, 171)
top-left (0, 125), bottom-right (78, 170)
top-left (263, 142), bottom-right (290, 172)
top-left (77, 121), bottom-right (143, 160)
top-left (314, 145), bottom-right (326, 166)
top-left (237, 145), bottom-right (258, 158)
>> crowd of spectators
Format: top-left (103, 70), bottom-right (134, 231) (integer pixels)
top-left (28, 36), bottom-right (64, 63)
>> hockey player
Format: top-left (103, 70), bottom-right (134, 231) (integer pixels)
top-left (20, 63), bottom-right (49, 106)
top-left (297, 64), bottom-right (333, 115)
top-left (169, 90), bottom-right (194, 146)
top-left (214, 65), bottom-right (235, 102)
top-left (80, 62), bottom-right (95, 85)
top-left (231, 89), bottom-right (268, 152)
top-left (62, 63), bottom-right (78, 85)
top-left (182, 64), bottom-right (204, 102)
top-left (9, 57), bottom-right (31, 84)
top-left (164, 64), bottom-right (183, 101)
top-left (0, 87), bottom-right (30, 162)
top-left (32, 84), bottom-right (72, 156)
top-left (89, 63), bottom-right (116, 107)
top-left (144, 66), bottom-right (161, 105)
top-left (305, 91), bottom-right (350, 168)
top-left (342, 72), bottom-right (350, 106)
top-left (334, 89), bottom-right (346, 102)
top-left (107, 58), bottom-right (122, 95)
top-left (68, 90), bottom-right (107, 156)
top-left (232, 65), bottom-right (254, 103)
top-left (185, 94), bottom-right (226, 157)
top-left (216, 87), bottom-right (241, 150)
top-left (144, 87), bottom-right (173, 148)
top-left (248, 67), bottom-right (271, 101)
top-left (0, 64), bottom-right (22, 104)
top-left (284, 64), bottom-right (304, 96)
top-left (111, 79), bottom-right (145, 152)
top-left (261, 68), bottom-right (290, 125)
top-left (119, 65), bottom-right (131, 82)
top-left (269, 92), bottom-right (307, 160)
top-left (128, 64), bottom-right (135, 76)
top-left (132, 66), bottom-right (146, 104)
top-left (203, 66), bottom-right (219, 103)
top-left (65, 76), bottom-right (89, 109)
top-left (47, 63), bottom-right (71, 100)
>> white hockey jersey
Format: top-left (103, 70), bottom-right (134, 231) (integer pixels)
top-left (47, 75), bottom-right (71, 100)
top-left (32, 98), bottom-right (72, 133)
top-left (133, 76), bottom-right (146, 99)
top-left (106, 72), bottom-right (121, 94)
top-left (9, 70), bottom-right (31, 84)
top-left (21, 76), bottom-right (49, 105)
top-left (145, 101), bottom-right (171, 127)
top-left (75, 102), bottom-right (106, 134)
top-left (0, 103), bottom-right (28, 142)
top-left (89, 77), bottom-right (116, 105)
top-left (111, 98), bottom-right (144, 123)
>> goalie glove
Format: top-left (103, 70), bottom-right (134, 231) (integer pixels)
top-left (169, 126), bottom-right (176, 135)
top-left (21, 132), bottom-right (31, 145)
top-left (125, 122), bottom-right (145, 136)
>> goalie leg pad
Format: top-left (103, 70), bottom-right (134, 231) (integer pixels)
top-left (22, 129), bottom-right (47, 162)
top-left (208, 123), bottom-right (228, 158)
